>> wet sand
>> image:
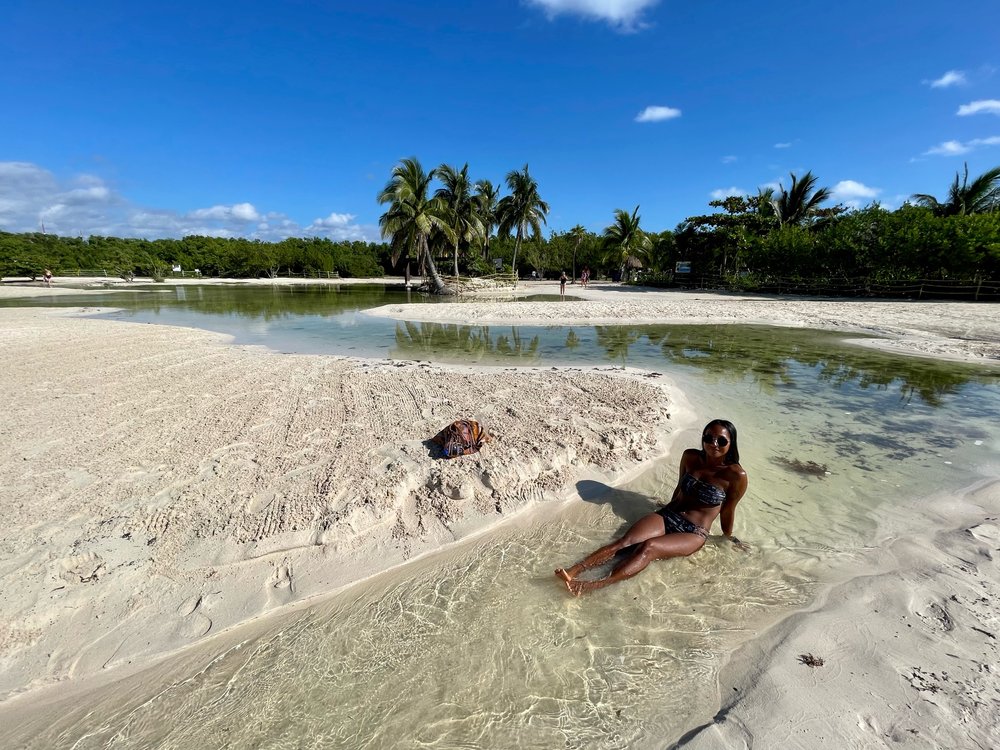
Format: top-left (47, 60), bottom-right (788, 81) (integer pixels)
top-left (1, 278), bottom-right (998, 747)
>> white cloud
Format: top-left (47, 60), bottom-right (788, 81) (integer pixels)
top-left (309, 212), bottom-right (355, 228)
top-left (923, 136), bottom-right (1000, 156)
top-left (635, 105), bottom-right (681, 122)
top-left (831, 180), bottom-right (880, 201)
top-left (64, 185), bottom-right (111, 202)
top-left (924, 140), bottom-right (970, 156)
top-left (721, 155), bottom-right (738, 164)
top-left (0, 160), bottom-right (375, 241)
top-left (831, 180), bottom-right (881, 208)
top-left (709, 187), bottom-right (747, 200)
top-left (190, 203), bottom-right (261, 222)
top-left (525, 0), bottom-right (660, 30)
top-left (957, 99), bottom-right (1000, 116)
top-left (774, 142), bottom-right (792, 149)
top-left (926, 70), bottom-right (967, 88)
top-left (231, 202), bottom-right (260, 221)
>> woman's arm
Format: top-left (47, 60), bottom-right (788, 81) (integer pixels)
top-left (719, 469), bottom-right (749, 548)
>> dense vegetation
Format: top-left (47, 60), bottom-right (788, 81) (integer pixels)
top-left (2, 161), bottom-right (997, 291)
top-left (0, 233), bottom-right (388, 281)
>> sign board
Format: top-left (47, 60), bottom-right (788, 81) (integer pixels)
top-left (493, 258), bottom-right (503, 270)
top-left (675, 261), bottom-right (692, 274)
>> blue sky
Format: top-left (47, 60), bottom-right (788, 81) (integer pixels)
top-left (2, 0), bottom-right (999, 242)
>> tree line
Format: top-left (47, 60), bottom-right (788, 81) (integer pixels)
top-left (374, 159), bottom-right (999, 291)
top-left (0, 233), bottom-right (389, 281)
top-left (2, 161), bottom-right (998, 290)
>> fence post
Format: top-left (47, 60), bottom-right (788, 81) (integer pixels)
top-left (975, 278), bottom-right (982, 302)
top-left (918, 283), bottom-right (923, 300)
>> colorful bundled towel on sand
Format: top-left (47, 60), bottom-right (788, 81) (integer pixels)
top-left (433, 419), bottom-right (489, 458)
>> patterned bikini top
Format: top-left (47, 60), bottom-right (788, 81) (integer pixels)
top-left (680, 473), bottom-right (726, 506)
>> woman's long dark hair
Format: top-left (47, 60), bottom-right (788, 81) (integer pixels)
top-left (701, 419), bottom-right (739, 464)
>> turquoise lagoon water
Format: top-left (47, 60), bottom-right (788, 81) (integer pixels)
top-left (3, 284), bottom-right (999, 748)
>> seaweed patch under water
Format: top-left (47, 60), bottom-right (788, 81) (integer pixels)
top-left (772, 456), bottom-right (830, 477)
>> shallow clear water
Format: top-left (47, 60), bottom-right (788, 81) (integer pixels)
top-left (0, 284), bottom-right (582, 358)
top-left (3, 285), bottom-right (999, 748)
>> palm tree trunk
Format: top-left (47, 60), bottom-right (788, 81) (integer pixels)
top-left (511, 225), bottom-right (523, 287)
top-left (454, 238), bottom-right (460, 278)
top-left (421, 234), bottom-right (454, 295)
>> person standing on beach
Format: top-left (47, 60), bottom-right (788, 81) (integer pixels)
top-left (43, 269), bottom-right (53, 287)
top-left (555, 419), bottom-right (748, 595)
top-left (559, 271), bottom-right (568, 299)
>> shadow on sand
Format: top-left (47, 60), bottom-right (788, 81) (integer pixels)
top-left (575, 478), bottom-right (662, 533)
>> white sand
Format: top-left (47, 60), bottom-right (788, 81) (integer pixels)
top-left (0, 305), bottom-right (678, 702)
top-left (676, 480), bottom-right (1000, 750)
top-left (1, 278), bottom-right (998, 747)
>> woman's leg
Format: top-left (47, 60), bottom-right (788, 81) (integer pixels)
top-left (566, 532), bottom-right (705, 595)
top-left (555, 513), bottom-right (666, 585)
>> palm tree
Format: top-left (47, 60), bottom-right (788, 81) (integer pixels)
top-left (755, 186), bottom-right (777, 221)
top-left (436, 163), bottom-right (484, 277)
top-left (568, 224), bottom-right (586, 282)
top-left (496, 164), bottom-right (549, 283)
top-left (378, 157), bottom-right (455, 295)
top-left (474, 179), bottom-right (500, 260)
top-left (602, 206), bottom-right (651, 282)
top-left (912, 163), bottom-right (1000, 216)
top-left (770, 171), bottom-right (832, 226)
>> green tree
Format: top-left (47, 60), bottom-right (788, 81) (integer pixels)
top-left (496, 164), bottom-right (549, 283)
top-left (771, 171), bottom-right (833, 227)
top-left (378, 157), bottom-right (455, 295)
top-left (568, 223), bottom-right (586, 281)
top-left (645, 230), bottom-right (677, 274)
top-left (912, 163), bottom-right (1000, 216)
top-left (682, 193), bottom-right (774, 275)
top-left (602, 206), bottom-right (652, 281)
top-left (436, 163), bottom-right (484, 277)
top-left (474, 179), bottom-right (500, 260)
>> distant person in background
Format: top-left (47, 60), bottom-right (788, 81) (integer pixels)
top-left (559, 271), bottom-right (568, 298)
top-left (43, 269), bottom-right (53, 287)
top-left (555, 419), bottom-right (749, 595)
top-left (581, 267), bottom-right (590, 287)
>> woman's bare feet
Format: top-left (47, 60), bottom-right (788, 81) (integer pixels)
top-left (567, 579), bottom-right (594, 596)
top-left (554, 568), bottom-right (573, 592)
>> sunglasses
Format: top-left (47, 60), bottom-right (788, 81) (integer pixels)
top-left (702, 434), bottom-right (729, 448)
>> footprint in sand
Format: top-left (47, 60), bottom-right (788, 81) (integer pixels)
top-left (915, 600), bottom-right (955, 633)
top-left (58, 552), bottom-right (105, 584)
top-left (176, 594), bottom-right (213, 639)
top-left (268, 559), bottom-right (295, 605)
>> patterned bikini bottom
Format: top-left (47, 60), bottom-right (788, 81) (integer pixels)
top-left (655, 507), bottom-right (709, 539)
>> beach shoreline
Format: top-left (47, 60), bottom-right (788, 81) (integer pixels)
top-left (7, 276), bottom-right (997, 363)
top-left (1, 280), bottom-right (998, 747)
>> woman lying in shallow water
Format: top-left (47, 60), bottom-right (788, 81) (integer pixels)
top-left (555, 419), bottom-right (748, 595)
